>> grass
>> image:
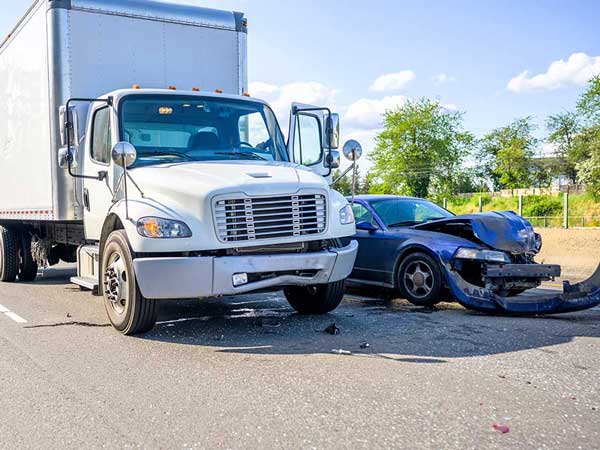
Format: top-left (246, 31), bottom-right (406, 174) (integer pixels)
top-left (443, 192), bottom-right (600, 227)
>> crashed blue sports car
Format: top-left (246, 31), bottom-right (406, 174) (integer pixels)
top-left (344, 195), bottom-right (600, 314)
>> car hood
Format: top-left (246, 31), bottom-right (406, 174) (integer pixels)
top-left (413, 211), bottom-right (538, 254)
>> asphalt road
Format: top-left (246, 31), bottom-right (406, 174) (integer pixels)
top-left (0, 265), bottom-right (599, 450)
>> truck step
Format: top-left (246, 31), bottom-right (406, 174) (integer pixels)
top-left (71, 276), bottom-right (99, 295)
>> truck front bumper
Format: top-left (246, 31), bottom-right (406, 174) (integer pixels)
top-left (132, 240), bottom-right (358, 300)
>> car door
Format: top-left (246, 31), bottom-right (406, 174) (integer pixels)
top-left (349, 201), bottom-right (393, 285)
top-left (82, 103), bottom-right (118, 240)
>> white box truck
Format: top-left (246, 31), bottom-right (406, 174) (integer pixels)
top-left (0, 0), bottom-right (360, 334)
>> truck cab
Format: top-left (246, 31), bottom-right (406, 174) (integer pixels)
top-left (0, 0), bottom-right (359, 335)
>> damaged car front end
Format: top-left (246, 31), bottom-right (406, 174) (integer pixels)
top-left (416, 211), bottom-right (600, 314)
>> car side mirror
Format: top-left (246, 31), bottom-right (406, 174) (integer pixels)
top-left (111, 142), bottom-right (137, 168)
top-left (356, 221), bottom-right (378, 232)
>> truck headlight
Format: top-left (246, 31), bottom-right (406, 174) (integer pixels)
top-left (137, 217), bottom-right (192, 238)
top-left (339, 204), bottom-right (355, 225)
top-left (455, 247), bottom-right (510, 263)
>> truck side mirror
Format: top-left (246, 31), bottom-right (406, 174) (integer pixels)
top-left (342, 140), bottom-right (363, 161)
top-left (111, 142), bottom-right (137, 168)
top-left (325, 113), bottom-right (340, 149)
top-left (325, 150), bottom-right (340, 169)
top-left (59, 105), bottom-right (80, 147)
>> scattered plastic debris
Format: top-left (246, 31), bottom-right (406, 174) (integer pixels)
top-left (260, 318), bottom-right (281, 328)
top-left (331, 349), bottom-right (352, 355)
top-left (493, 424), bottom-right (510, 434)
top-left (66, 313), bottom-right (72, 318)
top-left (324, 323), bottom-right (341, 335)
top-left (214, 334), bottom-right (225, 341)
top-left (360, 342), bottom-right (370, 349)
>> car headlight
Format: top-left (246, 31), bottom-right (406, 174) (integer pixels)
top-left (137, 217), bottom-right (192, 238)
top-left (455, 247), bottom-right (510, 263)
top-left (339, 204), bottom-right (355, 225)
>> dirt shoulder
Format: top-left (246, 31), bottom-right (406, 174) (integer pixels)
top-left (536, 228), bottom-right (600, 280)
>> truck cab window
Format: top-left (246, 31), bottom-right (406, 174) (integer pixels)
top-left (294, 114), bottom-right (322, 166)
top-left (91, 107), bottom-right (112, 164)
top-left (120, 96), bottom-right (288, 167)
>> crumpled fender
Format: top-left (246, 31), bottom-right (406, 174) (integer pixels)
top-left (444, 263), bottom-right (600, 315)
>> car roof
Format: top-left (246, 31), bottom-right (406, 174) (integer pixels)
top-left (346, 194), bottom-right (426, 202)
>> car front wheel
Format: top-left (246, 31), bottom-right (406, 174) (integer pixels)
top-left (396, 252), bottom-right (443, 307)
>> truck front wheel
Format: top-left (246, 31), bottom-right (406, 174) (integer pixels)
top-left (101, 230), bottom-right (158, 335)
top-left (283, 280), bottom-right (345, 314)
top-left (0, 226), bottom-right (19, 282)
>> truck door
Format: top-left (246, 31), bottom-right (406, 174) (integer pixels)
top-left (82, 104), bottom-right (118, 241)
top-left (287, 103), bottom-right (339, 178)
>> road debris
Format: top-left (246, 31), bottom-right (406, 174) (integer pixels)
top-left (331, 349), bottom-right (352, 355)
top-left (260, 318), bottom-right (282, 328)
top-left (360, 342), bottom-right (370, 349)
top-left (492, 424), bottom-right (510, 434)
top-left (323, 323), bottom-right (341, 335)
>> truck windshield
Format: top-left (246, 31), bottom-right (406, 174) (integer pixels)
top-left (119, 95), bottom-right (288, 167)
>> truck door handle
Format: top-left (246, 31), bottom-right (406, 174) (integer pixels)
top-left (83, 188), bottom-right (90, 211)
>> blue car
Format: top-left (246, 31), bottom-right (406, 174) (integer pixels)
top-left (345, 195), bottom-right (600, 314)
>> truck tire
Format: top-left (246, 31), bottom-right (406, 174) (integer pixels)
top-left (396, 252), bottom-right (443, 307)
top-left (0, 226), bottom-right (19, 282)
top-left (283, 280), bottom-right (345, 314)
top-left (18, 233), bottom-right (38, 282)
top-left (101, 230), bottom-right (158, 335)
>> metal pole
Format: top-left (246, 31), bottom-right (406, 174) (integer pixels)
top-left (351, 150), bottom-right (357, 204)
top-left (443, 198), bottom-right (448, 209)
top-left (563, 192), bottom-right (569, 229)
top-left (478, 196), bottom-right (483, 213)
top-left (518, 195), bottom-right (523, 216)
top-left (122, 156), bottom-right (130, 221)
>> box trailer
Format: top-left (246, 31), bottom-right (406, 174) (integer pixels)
top-left (0, 0), bottom-right (360, 334)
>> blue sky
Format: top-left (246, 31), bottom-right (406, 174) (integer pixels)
top-left (3, 0), bottom-right (600, 166)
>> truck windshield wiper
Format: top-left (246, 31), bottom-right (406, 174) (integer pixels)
top-left (215, 151), bottom-right (267, 161)
top-left (137, 151), bottom-right (194, 161)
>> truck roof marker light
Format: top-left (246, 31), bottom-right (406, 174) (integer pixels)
top-left (158, 107), bottom-right (173, 115)
top-left (243, 92), bottom-right (251, 97)
top-left (215, 89), bottom-right (223, 93)
top-left (168, 85), bottom-right (177, 90)
top-left (192, 87), bottom-right (200, 92)
top-left (132, 84), bottom-right (141, 89)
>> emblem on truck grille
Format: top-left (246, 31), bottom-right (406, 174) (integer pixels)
top-left (214, 193), bottom-right (327, 242)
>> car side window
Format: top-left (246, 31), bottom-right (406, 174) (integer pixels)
top-left (91, 107), bottom-right (112, 164)
top-left (351, 203), bottom-right (376, 225)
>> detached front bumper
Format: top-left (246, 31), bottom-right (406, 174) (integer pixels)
top-left (445, 263), bottom-right (600, 315)
top-left (132, 240), bottom-right (358, 300)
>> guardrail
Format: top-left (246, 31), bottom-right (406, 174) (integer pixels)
top-left (524, 216), bottom-right (600, 228)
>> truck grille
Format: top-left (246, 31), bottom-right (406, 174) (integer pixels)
top-left (214, 194), bottom-right (327, 242)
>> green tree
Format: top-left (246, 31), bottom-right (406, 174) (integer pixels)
top-left (369, 99), bottom-right (474, 198)
top-left (332, 169), bottom-right (352, 196)
top-left (478, 117), bottom-right (542, 190)
top-left (577, 74), bottom-right (600, 122)
top-left (575, 125), bottom-right (600, 197)
top-left (546, 111), bottom-right (581, 183)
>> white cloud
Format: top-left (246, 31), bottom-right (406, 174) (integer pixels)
top-left (432, 73), bottom-right (454, 84)
top-left (345, 95), bottom-right (408, 129)
top-left (248, 81), bottom-right (340, 133)
top-left (507, 52), bottom-right (600, 93)
top-left (369, 71), bottom-right (415, 92)
top-left (441, 103), bottom-right (459, 111)
top-left (248, 81), bottom-right (278, 97)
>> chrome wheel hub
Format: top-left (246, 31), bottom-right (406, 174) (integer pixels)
top-left (404, 261), bottom-right (434, 298)
top-left (104, 253), bottom-right (128, 315)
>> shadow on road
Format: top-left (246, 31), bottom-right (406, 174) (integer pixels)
top-left (30, 266), bottom-right (600, 362)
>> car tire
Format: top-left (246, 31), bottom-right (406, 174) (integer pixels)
top-left (284, 280), bottom-right (345, 314)
top-left (18, 233), bottom-right (38, 282)
top-left (101, 230), bottom-right (158, 335)
top-left (0, 226), bottom-right (19, 282)
top-left (396, 252), bottom-right (444, 307)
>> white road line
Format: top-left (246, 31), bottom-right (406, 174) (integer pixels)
top-left (0, 304), bottom-right (27, 324)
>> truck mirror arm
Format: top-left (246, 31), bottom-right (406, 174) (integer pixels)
top-left (65, 97), bottom-right (113, 181)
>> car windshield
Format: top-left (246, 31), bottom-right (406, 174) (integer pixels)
top-left (119, 95), bottom-right (288, 167)
top-left (369, 198), bottom-right (454, 227)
